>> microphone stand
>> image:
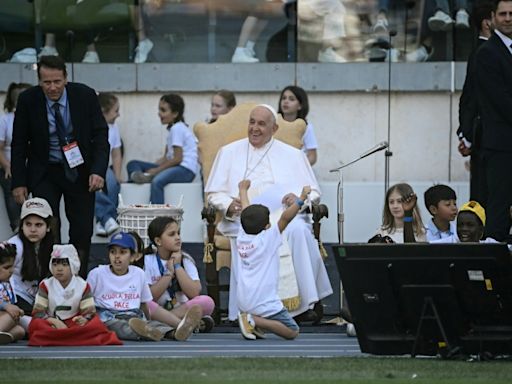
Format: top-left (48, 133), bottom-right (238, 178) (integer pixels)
top-left (384, 30), bottom-right (396, 195)
top-left (330, 143), bottom-right (388, 244)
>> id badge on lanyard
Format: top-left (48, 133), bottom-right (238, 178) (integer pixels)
top-left (62, 142), bottom-right (84, 168)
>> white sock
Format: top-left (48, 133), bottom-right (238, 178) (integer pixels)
top-left (245, 40), bottom-right (256, 51)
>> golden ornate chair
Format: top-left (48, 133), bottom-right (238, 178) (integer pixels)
top-left (193, 102), bottom-right (328, 323)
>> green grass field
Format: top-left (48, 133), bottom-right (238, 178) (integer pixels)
top-left (1, 357), bottom-right (512, 383)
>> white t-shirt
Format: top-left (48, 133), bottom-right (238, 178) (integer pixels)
top-left (87, 265), bottom-right (152, 311)
top-left (8, 235), bottom-right (38, 305)
top-left (144, 254), bottom-right (199, 307)
top-left (374, 226), bottom-right (427, 243)
top-left (235, 224), bottom-right (284, 317)
top-left (0, 112), bottom-right (14, 164)
top-left (108, 123), bottom-right (122, 153)
top-left (302, 122), bottom-right (318, 152)
top-left (165, 121), bottom-right (199, 175)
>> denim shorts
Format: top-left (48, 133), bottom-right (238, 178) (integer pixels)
top-left (267, 308), bottom-right (299, 331)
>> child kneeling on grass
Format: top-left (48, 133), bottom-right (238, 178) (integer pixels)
top-left (235, 179), bottom-right (311, 340)
top-left (87, 232), bottom-right (173, 341)
top-left (29, 244), bottom-right (121, 346)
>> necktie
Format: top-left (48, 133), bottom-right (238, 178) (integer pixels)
top-left (52, 103), bottom-right (68, 146)
top-left (52, 103), bottom-right (78, 182)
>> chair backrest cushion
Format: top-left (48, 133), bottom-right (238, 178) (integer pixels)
top-left (193, 102), bottom-right (306, 185)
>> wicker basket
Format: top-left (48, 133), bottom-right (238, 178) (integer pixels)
top-left (117, 204), bottom-right (184, 246)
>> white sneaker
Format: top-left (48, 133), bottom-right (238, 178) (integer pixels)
top-left (428, 10), bottom-right (454, 31)
top-left (39, 45), bottom-right (59, 58)
top-left (134, 38), bottom-right (154, 64)
top-left (372, 18), bottom-right (388, 34)
top-left (231, 47), bottom-right (259, 63)
top-left (95, 222), bottom-right (107, 237)
top-left (406, 45), bottom-right (433, 62)
top-left (318, 47), bottom-right (346, 63)
top-left (346, 323), bottom-right (357, 337)
top-left (82, 51), bottom-right (100, 63)
top-left (104, 218), bottom-right (120, 236)
top-left (455, 9), bottom-right (470, 29)
top-left (385, 48), bottom-right (399, 62)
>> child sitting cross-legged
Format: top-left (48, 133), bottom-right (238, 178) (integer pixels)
top-left (87, 232), bottom-right (174, 341)
top-left (235, 179), bottom-right (311, 340)
top-left (424, 184), bottom-right (458, 242)
top-left (0, 242), bottom-right (25, 345)
top-left (28, 244), bottom-right (121, 346)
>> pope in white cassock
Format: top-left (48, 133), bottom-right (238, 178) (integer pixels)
top-left (205, 104), bottom-right (333, 321)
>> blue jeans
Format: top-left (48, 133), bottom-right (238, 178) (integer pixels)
top-left (95, 167), bottom-right (120, 225)
top-left (0, 168), bottom-right (20, 231)
top-left (126, 160), bottom-right (195, 204)
top-left (435, 0), bottom-right (468, 13)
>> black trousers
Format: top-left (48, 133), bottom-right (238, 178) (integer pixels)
top-left (480, 150), bottom-right (512, 242)
top-left (32, 164), bottom-right (95, 278)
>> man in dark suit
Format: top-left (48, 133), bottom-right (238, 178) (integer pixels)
top-left (474, 0), bottom-right (512, 241)
top-left (11, 55), bottom-right (110, 276)
top-left (457, 1), bottom-right (494, 204)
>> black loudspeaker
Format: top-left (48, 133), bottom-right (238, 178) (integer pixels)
top-left (333, 243), bottom-right (512, 357)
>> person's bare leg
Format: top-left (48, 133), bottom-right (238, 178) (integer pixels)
top-left (236, 16), bottom-right (258, 48)
top-left (45, 33), bottom-right (56, 48)
top-left (0, 312), bottom-right (15, 333)
top-left (253, 315), bottom-right (298, 340)
top-left (9, 325), bottom-right (25, 341)
top-left (149, 305), bottom-right (181, 328)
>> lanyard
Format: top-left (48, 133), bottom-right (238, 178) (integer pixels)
top-left (155, 253), bottom-right (178, 300)
top-left (1, 282), bottom-right (15, 304)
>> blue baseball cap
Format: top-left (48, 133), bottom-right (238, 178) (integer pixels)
top-left (108, 232), bottom-right (136, 251)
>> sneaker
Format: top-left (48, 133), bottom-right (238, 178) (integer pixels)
top-left (346, 323), bottom-right (357, 337)
top-left (174, 305), bottom-right (202, 341)
top-left (318, 47), bottom-right (346, 63)
top-left (104, 218), bottom-right (120, 236)
top-left (455, 9), bottom-right (470, 29)
top-left (405, 45), bottom-right (433, 62)
top-left (134, 38), bottom-right (154, 64)
top-left (238, 312), bottom-right (256, 340)
top-left (428, 10), bottom-right (454, 31)
top-left (128, 318), bottom-right (163, 341)
top-left (39, 45), bottom-right (59, 58)
top-left (0, 331), bottom-right (14, 345)
top-left (385, 48), bottom-right (399, 62)
top-left (82, 51), bottom-right (100, 63)
top-left (253, 326), bottom-right (266, 339)
top-left (231, 47), bottom-right (259, 63)
top-left (130, 171), bottom-right (153, 184)
top-left (95, 222), bottom-right (107, 237)
top-left (198, 315), bottom-right (215, 333)
top-left (372, 17), bottom-right (388, 34)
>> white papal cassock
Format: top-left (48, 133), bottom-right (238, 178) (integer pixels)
top-left (205, 137), bottom-right (333, 320)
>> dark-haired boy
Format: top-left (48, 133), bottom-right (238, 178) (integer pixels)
top-left (235, 179), bottom-right (310, 340)
top-left (424, 184), bottom-right (458, 242)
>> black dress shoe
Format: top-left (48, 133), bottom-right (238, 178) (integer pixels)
top-left (293, 309), bottom-right (318, 324)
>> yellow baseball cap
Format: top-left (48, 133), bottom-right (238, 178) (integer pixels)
top-left (459, 200), bottom-right (486, 225)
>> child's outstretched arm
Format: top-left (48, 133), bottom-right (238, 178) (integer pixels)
top-left (278, 186), bottom-right (311, 233)
top-left (238, 179), bottom-right (251, 210)
top-left (402, 192), bottom-right (417, 243)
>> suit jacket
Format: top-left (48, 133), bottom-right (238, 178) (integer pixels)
top-left (457, 37), bottom-right (487, 147)
top-left (475, 32), bottom-right (512, 152)
top-left (11, 82), bottom-right (110, 191)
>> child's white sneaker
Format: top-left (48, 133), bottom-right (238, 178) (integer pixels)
top-left (95, 222), bottom-right (107, 237)
top-left (174, 305), bottom-right (202, 341)
top-left (231, 47), bottom-right (259, 63)
top-left (82, 51), bottom-right (100, 63)
top-left (455, 9), bottom-right (470, 29)
top-left (318, 47), bottom-right (346, 63)
top-left (39, 45), bottom-right (59, 58)
top-left (238, 312), bottom-right (256, 340)
top-left (134, 38), bottom-right (154, 64)
top-left (428, 10), bottom-right (454, 31)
